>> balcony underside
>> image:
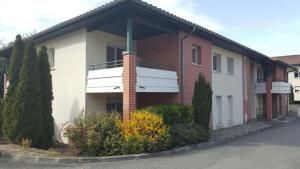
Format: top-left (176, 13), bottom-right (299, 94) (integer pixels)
top-left (86, 67), bottom-right (179, 93)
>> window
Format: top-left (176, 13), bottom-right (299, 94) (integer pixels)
top-left (106, 46), bottom-right (125, 68)
top-left (227, 57), bottom-right (234, 74)
top-left (106, 102), bottom-right (122, 113)
top-left (295, 72), bottom-right (300, 78)
top-left (106, 97), bottom-right (122, 113)
top-left (48, 48), bottom-right (55, 68)
top-left (216, 96), bottom-right (222, 126)
top-left (213, 54), bottom-right (221, 72)
top-left (228, 95), bottom-right (233, 125)
top-left (192, 45), bottom-right (201, 65)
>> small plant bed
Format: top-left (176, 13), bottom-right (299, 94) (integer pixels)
top-left (210, 121), bottom-right (271, 142)
top-left (0, 137), bottom-right (73, 157)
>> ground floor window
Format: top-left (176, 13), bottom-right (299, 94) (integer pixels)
top-left (228, 95), bottom-right (233, 124)
top-left (106, 102), bottom-right (122, 113)
top-left (216, 96), bottom-right (222, 126)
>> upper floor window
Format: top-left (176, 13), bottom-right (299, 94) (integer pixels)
top-left (227, 57), bottom-right (234, 74)
top-left (295, 72), bottom-right (300, 78)
top-left (106, 46), bottom-right (125, 68)
top-left (48, 48), bottom-right (55, 68)
top-left (213, 53), bottom-right (221, 72)
top-left (192, 45), bottom-right (201, 65)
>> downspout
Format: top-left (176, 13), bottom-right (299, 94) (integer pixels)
top-left (180, 27), bottom-right (196, 104)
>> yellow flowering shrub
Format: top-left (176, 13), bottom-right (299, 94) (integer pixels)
top-left (120, 109), bottom-right (171, 152)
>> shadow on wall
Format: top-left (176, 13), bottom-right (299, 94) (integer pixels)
top-left (69, 99), bottom-right (83, 121)
top-left (53, 99), bottom-right (85, 143)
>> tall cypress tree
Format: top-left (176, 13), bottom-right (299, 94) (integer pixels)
top-left (3, 35), bottom-right (24, 141)
top-left (192, 74), bottom-right (213, 133)
top-left (38, 46), bottom-right (54, 149)
top-left (13, 41), bottom-right (43, 147)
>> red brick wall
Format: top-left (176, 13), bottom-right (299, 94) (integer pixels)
top-left (137, 32), bottom-right (180, 106)
top-left (272, 64), bottom-right (287, 82)
top-left (243, 57), bottom-right (251, 122)
top-left (137, 32), bottom-right (212, 107)
top-left (179, 32), bottom-right (212, 105)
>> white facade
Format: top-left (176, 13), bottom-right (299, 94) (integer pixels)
top-left (37, 29), bottom-right (179, 139)
top-left (211, 46), bottom-right (244, 130)
top-left (288, 65), bottom-right (300, 101)
top-left (37, 29), bottom-right (87, 140)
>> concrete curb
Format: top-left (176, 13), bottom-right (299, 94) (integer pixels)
top-left (0, 119), bottom-right (298, 164)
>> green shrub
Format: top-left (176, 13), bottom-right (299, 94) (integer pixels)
top-left (120, 109), bottom-right (171, 153)
top-left (120, 137), bottom-right (145, 154)
top-left (0, 99), bottom-right (3, 137)
top-left (146, 104), bottom-right (193, 126)
top-left (170, 123), bottom-right (209, 147)
top-left (64, 113), bottom-right (122, 156)
top-left (192, 73), bottom-right (212, 133)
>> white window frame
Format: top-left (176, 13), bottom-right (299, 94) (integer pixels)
top-left (48, 48), bottom-right (55, 69)
top-left (216, 96), bottom-right (223, 127)
top-left (228, 95), bottom-right (234, 124)
top-left (192, 45), bottom-right (201, 65)
top-left (227, 57), bottom-right (234, 75)
top-left (213, 53), bottom-right (221, 73)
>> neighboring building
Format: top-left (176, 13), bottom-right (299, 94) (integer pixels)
top-left (273, 55), bottom-right (300, 101)
top-left (0, 0), bottom-right (295, 135)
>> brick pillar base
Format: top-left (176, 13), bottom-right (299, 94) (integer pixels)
top-left (266, 76), bottom-right (273, 121)
top-left (123, 54), bottom-right (137, 121)
top-left (280, 94), bottom-right (286, 116)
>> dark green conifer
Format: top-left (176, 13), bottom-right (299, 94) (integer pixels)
top-left (192, 74), bottom-right (213, 133)
top-left (2, 35), bottom-right (24, 141)
top-left (38, 46), bottom-right (54, 149)
top-left (13, 41), bottom-right (43, 147)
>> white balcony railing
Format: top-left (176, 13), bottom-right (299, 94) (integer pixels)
top-left (86, 60), bottom-right (179, 93)
top-left (255, 81), bottom-right (290, 94)
top-left (272, 82), bottom-right (290, 94)
top-left (255, 81), bottom-right (266, 93)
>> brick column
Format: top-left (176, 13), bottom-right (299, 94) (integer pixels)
top-left (266, 76), bottom-right (273, 121)
top-left (123, 54), bottom-right (137, 121)
top-left (280, 94), bottom-right (286, 116)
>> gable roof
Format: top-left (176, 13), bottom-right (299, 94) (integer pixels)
top-left (273, 55), bottom-right (300, 66)
top-left (0, 0), bottom-right (276, 63)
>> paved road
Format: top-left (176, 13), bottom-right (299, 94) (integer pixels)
top-left (1, 121), bottom-right (300, 169)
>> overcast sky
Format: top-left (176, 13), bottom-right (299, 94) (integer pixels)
top-left (0, 0), bottom-right (299, 56)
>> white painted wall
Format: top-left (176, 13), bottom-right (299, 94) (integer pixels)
top-left (85, 30), bottom-right (136, 114)
top-left (86, 30), bottom-right (137, 69)
top-left (288, 66), bottom-right (300, 101)
top-left (212, 46), bottom-right (243, 130)
top-left (37, 29), bottom-right (87, 140)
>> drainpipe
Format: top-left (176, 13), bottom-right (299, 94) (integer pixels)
top-left (180, 27), bottom-right (196, 104)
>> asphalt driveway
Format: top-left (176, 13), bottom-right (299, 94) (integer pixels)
top-left (1, 120), bottom-right (300, 169)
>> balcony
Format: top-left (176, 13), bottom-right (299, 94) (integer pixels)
top-left (86, 60), bottom-right (179, 93)
top-left (254, 79), bottom-right (290, 94)
top-left (255, 79), bottom-right (266, 94)
top-left (271, 81), bottom-right (290, 94)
